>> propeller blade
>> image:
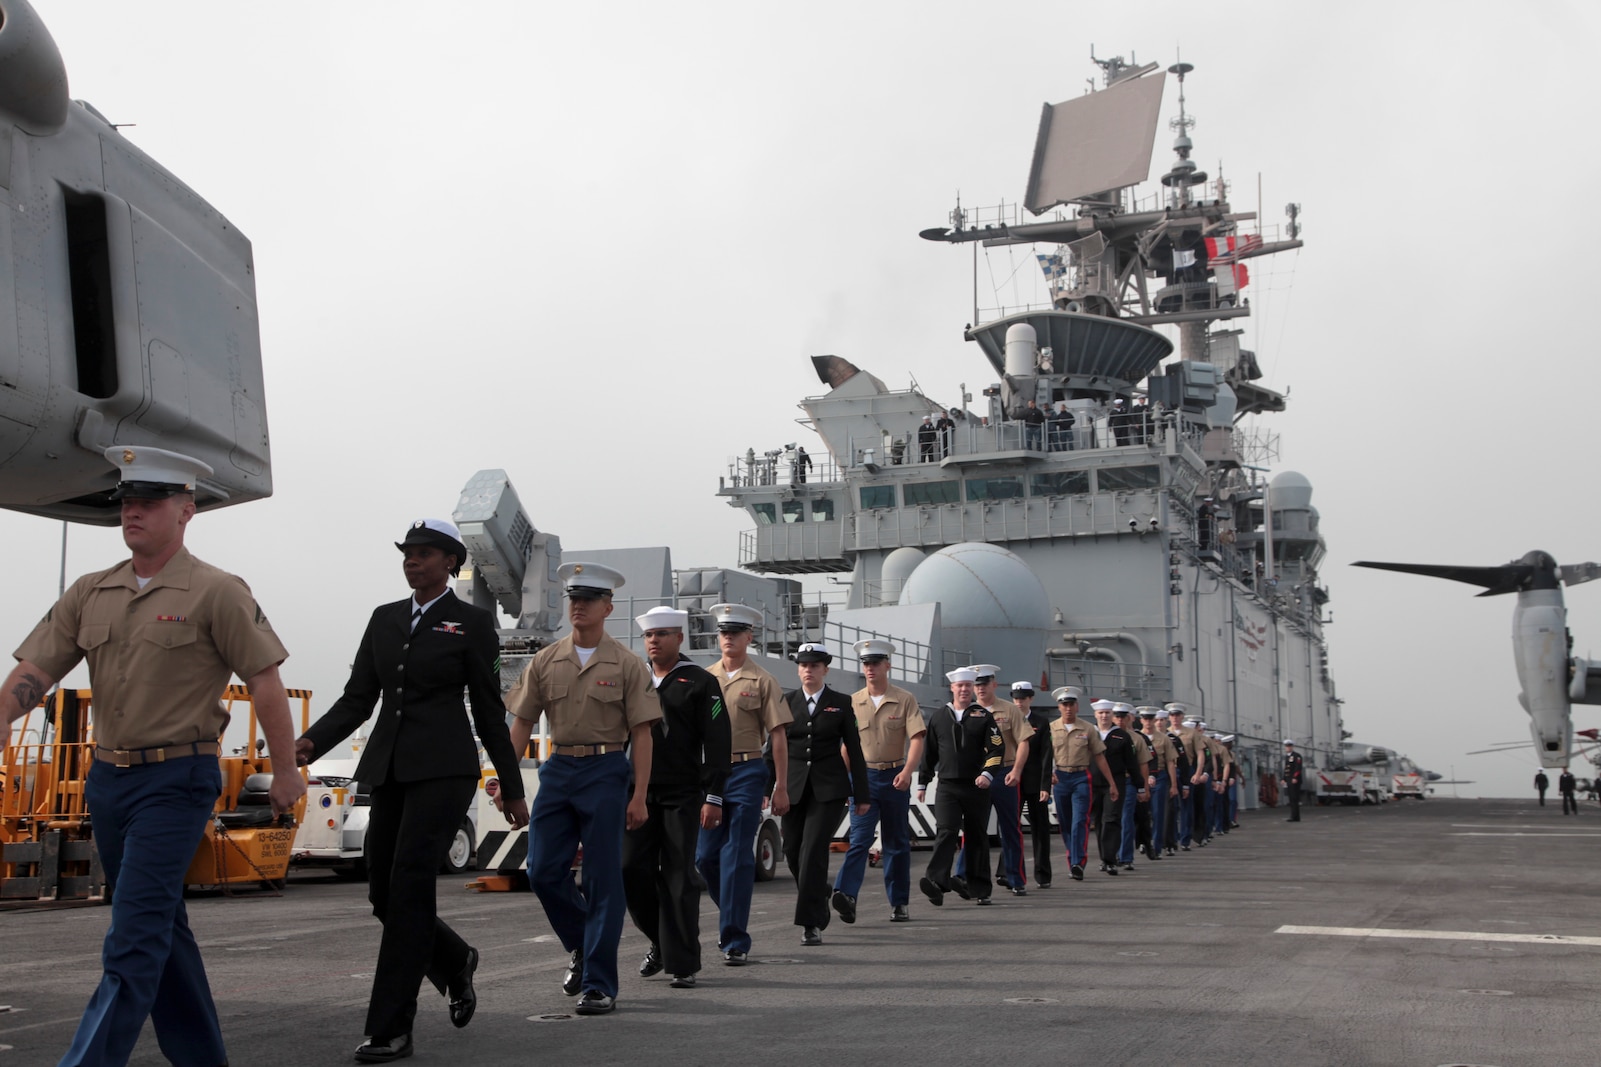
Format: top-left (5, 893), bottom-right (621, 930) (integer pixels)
top-left (1351, 560), bottom-right (1532, 597)
top-left (1561, 562), bottom-right (1601, 587)
top-left (1465, 743), bottom-right (1533, 755)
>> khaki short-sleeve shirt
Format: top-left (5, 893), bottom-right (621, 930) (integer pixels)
top-left (706, 660), bottom-right (791, 754)
top-left (1145, 729), bottom-right (1179, 776)
top-left (506, 632), bottom-right (660, 744)
top-left (1049, 717), bottom-right (1105, 771)
top-left (986, 697), bottom-right (1024, 765)
top-left (14, 548), bottom-right (287, 751)
top-left (852, 683), bottom-right (926, 764)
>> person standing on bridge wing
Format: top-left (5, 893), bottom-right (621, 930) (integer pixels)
top-left (1534, 769), bottom-right (1549, 806)
top-left (695, 603), bottom-right (791, 966)
top-left (954, 665), bottom-right (1029, 898)
top-left (1047, 687), bottom-right (1116, 881)
top-left (1, 446), bottom-right (305, 1067)
top-left (622, 606), bottom-right (730, 990)
top-left (507, 562), bottom-right (661, 1017)
top-left (780, 643), bottom-right (870, 946)
top-left (298, 518), bottom-right (530, 1062)
top-left (1282, 739), bottom-right (1304, 822)
top-left (917, 668), bottom-right (1003, 906)
top-left (831, 639), bottom-right (927, 923)
top-left (1559, 767), bottom-right (1579, 815)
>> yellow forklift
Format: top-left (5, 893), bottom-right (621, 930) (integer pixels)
top-left (1, 685), bottom-right (311, 903)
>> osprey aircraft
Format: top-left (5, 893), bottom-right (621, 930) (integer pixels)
top-left (1353, 552), bottom-right (1601, 770)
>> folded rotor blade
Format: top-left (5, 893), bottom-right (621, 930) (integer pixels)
top-left (1351, 560), bottom-right (1531, 597)
top-left (1561, 562), bottom-right (1601, 587)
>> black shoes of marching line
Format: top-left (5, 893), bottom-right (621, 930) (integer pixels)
top-left (354, 1034), bottom-right (413, 1063)
top-left (561, 949), bottom-right (583, 997)
top-left (919, 875), bottom-right (945, 906)
top-left (949, 875), bottom-right (973, 901)
top-left (575, 991), bottom-right (615, 1015)
top-left (446, 947), bottom-right (477, 1029)
top-left (891, 905), bottom-right (911, 922)
top-left (802, 926), bottom-right (823, 946)
top-left (974, 896), bottom-right (992, 906)
top-left (1070, 865), bottom-right (1084, 881)
top-left (1121, 863), bottom-right (1136, 872)
top-left (669, 973), bottom-right (697, 988)
top-left (640, 945), bottom-right (664, 978)
top-left (831, 890), bottom-right (857, 924)
top-left (1100, 863), bottom-right (1119, 876)
top-left (722, 949), bottom-right (748, 966)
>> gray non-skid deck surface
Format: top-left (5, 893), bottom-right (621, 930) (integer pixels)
top-left (1, 798), bottom-right (1593, 1066)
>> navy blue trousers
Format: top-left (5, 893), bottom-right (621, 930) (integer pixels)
top-left (63, 756), bottom-right (224, 1067)
top-left (833, 767), bottom-right (913, 906)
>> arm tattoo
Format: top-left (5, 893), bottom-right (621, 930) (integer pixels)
top-left (10, 672), bottom-right (48, 714)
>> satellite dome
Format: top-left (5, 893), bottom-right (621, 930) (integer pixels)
top-left (1269, 471), bottom-right (1313, 511)
top-left (900, 543), bottom-right (1050, 679)
top-left (881, 547), bottom-right (926, 587)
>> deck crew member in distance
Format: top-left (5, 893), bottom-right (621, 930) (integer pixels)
top-left (1, 446), bottom-right (305, 1067)
top-left (508, 562), bottom-right (661, 1016)
top-left (623, 606), bottom-right (730, 989)
top-left (695, 603), bottom-right (791, 965)
top-left (298, 518), bottom-right (530, 1063)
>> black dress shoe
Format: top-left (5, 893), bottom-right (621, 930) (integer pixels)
top-left (561, 949), bottom-right (583, 997)
top-left (974, 896), bottom-right (992, 906)
top-left (639, 945), bottom-right (663, 978)
top-left (1070, 865), bottom-right (1084, 881)
top-left (890, 905), bottom-right (911, 922)
top-left (354, 1034), bottom-right (413, 1063)
top-left (831, 890), bottom-right (857, 924)
top-left (722, 949), bottom-right (748, 966)
top-left (574, 991), bottom-right (615, 1015)
top-left (919, 876), bottom-right (944, 906)
top-left (1011, 884), bottom-right (1028, 897)
top-left (949, 875), bottom-right (973, 900)
top-left (669, 973), bottom-right (697, 988)
top-left (447, 947), bottom-right (477, 1029)
top-left (817, 906), bottom-right (831, 932)
top-left (1036, 881), bottom-right (1051, 889)
top-left (1103, 864), bottom-right (1119, 876)
top-left (801, 926), bottom-right (823, 946)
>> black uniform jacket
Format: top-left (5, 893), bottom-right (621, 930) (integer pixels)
top-left (781, 684), bottom-right (870, 804)
top-left (1092, 726), bottom-right (1140, 788)
top-left (1283, 750), bottom-right (1304, 787)
top-left (1019, 708), bottom-right (1054, 794)
top-left (919, 703), bottom-right (1004, 785)
top-left (301, 591), bottom-right (525, 800)
top-left (647, 656), bottom-right (732, 804)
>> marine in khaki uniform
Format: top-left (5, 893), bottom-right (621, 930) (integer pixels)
top-left (692, 603), bottom-right (792, 965)
top-left (1166, 704), bottom-right (1209, 849)
top-left (1137, 707), bottom-right (1179, 860)
top-left (1, 446), bottom-right (303, 1067)
top-left (959, 665), bottom-right (1030, 895)
top-left (831, 639), bottom-right (927, 923)
top-left (1114, 704), bottom-right (1150, 868)
top-left (508, 562), bottom-right (661, 1016)
top-left (1046, 687), bottom-right (1117, 880)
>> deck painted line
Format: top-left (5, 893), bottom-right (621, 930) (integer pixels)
top-left (1277, 925), bottom-right (1601, 947)
top-left (1447, 832), bottom-right (1601, 838)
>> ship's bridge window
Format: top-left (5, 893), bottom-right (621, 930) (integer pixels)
top-left (1096, 465), bottom-right (1161, 491)
top-left (811, 497), bottom-right (836, 522)
top-left (903, 480), bottom-right (961, 506)
top-left (860, 485), bottom-right (895, 510)
top-left (781, 500), bottom-right (805, 524)
top-left (966, 476), bottom-right (1024, 501)
top-left (752, 502), bottom-right (777, 525)
top-left (1030, 471), bottom-right (1090, 497)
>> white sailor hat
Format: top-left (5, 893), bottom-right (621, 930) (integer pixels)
top-left (1111, 702), bottom-right (1135, 716)
top-left (1136, 706), bottom-right (1161, 718)
top-left (795, 642), bottom-right (832, 665)
top-left (104, 445), bottom-right (213, 500)
top-left (1196, 720), bottom-right (1209, 730)
top-left (1282, 738), bottom-right (1296, 747)
top-left (946, 667), bottom-right (978, 685)
top-left (1182, 718), bottom-right (1200, 727)
top-left (1220, 734), bottom-right (1235, 744)
top-left (558, 561), bottom-right (625, 598)
top-left (1112, 397), bottom-right (1125, 406)
top-left (854, 639), bottom-right (895, 662)
top-left (635, 606), bottom-right (689, 633)
top-left (968, 664), bottom-right (1001, 683)
top-left (709, 603), bottom-right (763, 632)
top-left (1091, 699), bottom-right (1115, 712)
top-left (1010, 680), bottom-right (1034, 694)
top-left (1052, 686), bottom-right (1082, 704)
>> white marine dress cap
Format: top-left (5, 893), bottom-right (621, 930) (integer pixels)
top-left (969, 664), bottom-right (1001, 681)
top-left (854, 638), bottom-right (895, 661)
top-left (1052, 686), bottom-right (1082, 703)
top-left (558, 561), bottom-right (626, 597)
top-left (104, 445), bottom-right (213, 500)
top-left (709, 603), bottom-right (764, 632)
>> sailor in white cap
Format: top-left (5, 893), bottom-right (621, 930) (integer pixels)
top-left (956, 665), bottom-right (1030, 898)
top-left (1192, 721), bottom-right (1224, 846)
top-left (1044, 686), bottom-right (1116, 881)
top-left (1089, 699), bottom-right (1138, 875)
top-left (299, 519), bottom-right (530, 1057)
top-left (1111, 703), bottom-right (1149, 871)
top-left (1013, 681), bottom-right (1057, 888)
top-left (507, 562), bottom-right (662, 1015)
top-left (1215, 735), bottom-right (1240, 835)
top-left (916, 668), bottom-right (1003, 906)
top-left (1282, 739), bottom-right (1304, 822)
top-left (918, 415), bottom-right (938, 462)
top-left (694, 603), bottom-right (792, 966)
top-left (621, 607), bottom-right (731, 988)
top-left (1135, 707), bottom-right (1178, 861)
top-left (831, 639), bottom-right (926, 923)
top-left (4, 445), bottom-right (305, 1066)
top-left (778, 644), bottom-right (869, 946)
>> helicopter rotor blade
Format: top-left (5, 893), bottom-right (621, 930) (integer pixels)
top-left (1351, 560), bottom-right (1533, 597)
top-left (1560, 562), bottom-right (1601, 588)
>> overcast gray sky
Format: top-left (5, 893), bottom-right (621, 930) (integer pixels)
top-left (5, 0), bottom-right (1598, 798)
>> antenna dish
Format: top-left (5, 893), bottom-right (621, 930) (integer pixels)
top-left (1168, 62), bottom-right (1194, 76)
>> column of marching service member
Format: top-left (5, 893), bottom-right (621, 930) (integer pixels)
top-left (954, 664), bottom-right (1030, 896)
top-left (917, 668), bottom-right (1003, 905)
top-left (1014, 682), bottom-right (1057, 889)
top-left (1113, 703), bottom-right (1149, 871)
top-left (831, 639), bottom-right (927, 923)
top-left (1046, 687), bottom-right (1116, 882)
top-left (1089, 699), bottom-right (1138, 875)
top-left (1137, 707), bottom-right (1179, 861)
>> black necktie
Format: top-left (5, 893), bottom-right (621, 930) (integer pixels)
top-left (410, 607), bottom-right (423, 633)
